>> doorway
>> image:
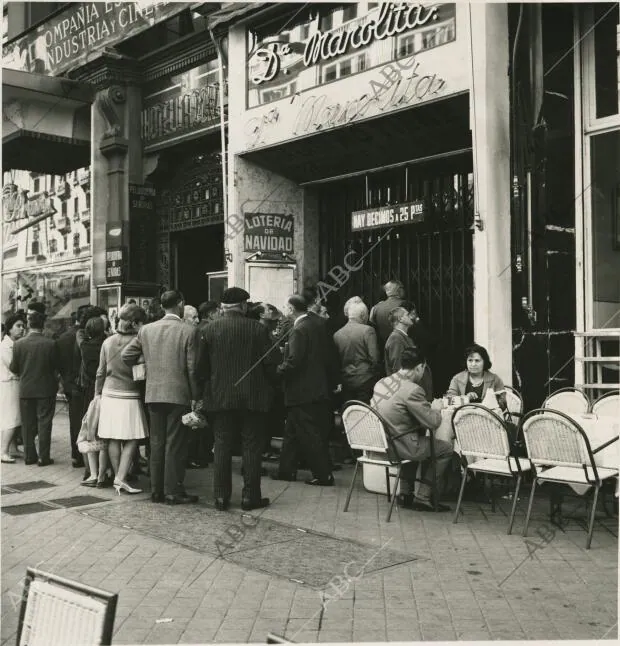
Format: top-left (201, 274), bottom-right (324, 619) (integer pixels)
top-left (171, 224), bottom-right (224, 306)
top-left (318, 155), bottom-right (475, 393)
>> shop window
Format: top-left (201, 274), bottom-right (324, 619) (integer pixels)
top-left (422, 30), bottom-right (437, 49)
top-left (593, 3), bottom-right (619, 119)
top-left (590, 130), bottom-right (620, 328)
top-left (61, 201), bottom-right (67, 217)
top-left (321, 54), bottom-right (366, 83)
top-left (398, 35), bottom-right (416, 57)
top-left (86, 192), bottom-right (91, 210)
top-left (33, 177), bottom-right (40, 193)
top-left (49, 239), bottom-right (57, 253)
top-left (320, 12), bottom-right (333, 32)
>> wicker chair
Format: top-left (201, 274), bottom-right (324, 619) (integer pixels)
top-left (505, 386), bottom-right (524, 424)
top-left (521, 408), bottom-right (619, 549)
top-left (542, 387), bottom-right (589, 416)
top-left (342, 401), bottom-right (428, 521)
top-left (451, 404), bottom-right (531, 534)
top-left (16, 568), bottom-right (117, 646)
top-left (591, 391), bottom-right (620, 417)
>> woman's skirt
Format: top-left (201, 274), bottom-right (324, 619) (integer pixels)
top-left (98, 390), bottom-right (148, 440)
top-left (0, 380), bottom-right (20, 431)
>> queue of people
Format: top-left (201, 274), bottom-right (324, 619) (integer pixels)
top-left (0, 277), bottom-right (512, 514)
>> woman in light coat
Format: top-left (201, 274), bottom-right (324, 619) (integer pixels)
top-left (0, 314), bottom-right (26, 462)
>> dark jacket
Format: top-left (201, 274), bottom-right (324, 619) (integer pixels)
top-left (370, 296), bottom-right (409, 350)
top-left (384, 329), bottom-right (433, 401)
top-left (55, 326), bottom-right (77, 393)
top-left (10, 331), bottom-right (60, 398)
top-left (278, 315), bottom-right (331, 406)
top-left (333, 320), bottom-right (381, 389)
top-left (200, 311), bottom-right (277, 412)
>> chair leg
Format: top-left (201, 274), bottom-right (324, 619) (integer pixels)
top-left (386, 467), bottom-right (401, 523)
top-left (522, 477), bottom-right (537, 537)
top-left (453, 466), bottom-right (468, 524)
top-left (586, 484), bottom-right (600, 550)
top-left (507, 475), bottom-right (522, 536)
top-left (343, 461), bottom-right (359, 513)
top-left (385, 467), bottom-right (391, 502)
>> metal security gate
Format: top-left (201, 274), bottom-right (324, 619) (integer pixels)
top-left (318, 156), bottom-right (474, 393)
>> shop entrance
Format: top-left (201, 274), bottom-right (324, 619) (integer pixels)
top-left (170, 224), bottom-right (224, 307)
top-left (318, 154), bottom-right (474, 393)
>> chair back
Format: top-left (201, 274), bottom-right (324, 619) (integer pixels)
top-left (17, 568), bottom-right (117, 646)
top-left (505, 386), bottom-right (523, 417)
top-left (521, 409), bottom-right (598, 479)
top-left (341, 402), bottom-right (390, 453)
top-left (591, 391), bottom-right (620, 417)
top-left (452, 403), bottom-right (511, 460)
top-left (542, 387), bottom-right (589, 416)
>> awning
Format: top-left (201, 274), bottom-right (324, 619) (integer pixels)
top-left (205, 2), bottom-right (273, 31)
top-left (2, 69), bottom-right (94, 175)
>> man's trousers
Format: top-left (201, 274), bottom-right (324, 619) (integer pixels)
top-left (279, 402), bottom-right (332, 481)
top-left (211, 410), bottom-right (265, 502)
top-left (20, 397), bottom-right (56, 463)
top-left (147, 403), bottom-right (189, 497)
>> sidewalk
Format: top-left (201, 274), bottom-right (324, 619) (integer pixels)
top-left (1, 407), bottom-right (617, 644)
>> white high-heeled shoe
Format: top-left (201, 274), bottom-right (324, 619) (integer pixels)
top-left (113, 479), bottom-right (142, 495)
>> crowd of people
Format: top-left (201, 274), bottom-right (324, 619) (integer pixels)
top-left (0, 279), bottom-right (511, 513)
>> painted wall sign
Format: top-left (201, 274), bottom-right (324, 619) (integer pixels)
top-left (141, 63), bottom-right (224, 147)
top-left (247, 2), bottom-right (456, 107)
top-left (128, 184), bottom-right (156, 283)
top-left (351, 201), bottom-right (425, 232)
top-left (2, 2), bottom-right (191, 76)
top-left (244, 213), bottom-right (295, 254)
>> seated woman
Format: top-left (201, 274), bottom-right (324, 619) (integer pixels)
top-left (446, 343), bottom-right (507, 411)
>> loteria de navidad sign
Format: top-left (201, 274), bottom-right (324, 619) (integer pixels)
top-left (241, 2), bottom-right (470, 152)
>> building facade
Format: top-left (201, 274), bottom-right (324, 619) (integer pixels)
top-left (2, 1), bottom-right (619, 406)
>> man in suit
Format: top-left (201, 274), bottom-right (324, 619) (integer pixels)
top-left (372, 347), bottom-right (452, 512)
top-left (385, 307), bottom-right (433, 401)
top-left (369, 280), bottom-right (408, 351)
top-left (200, 287), bottom-right (278, 511)
top-left (10, 311), bottom-right (60, 466)
top-left (122, 290), bottom-right (200, 505)
top-left (274, 294), bottom-right (334, 486)
top-left (333, 299), bottom-right (381, 404)
top-left (56, 303), bottom-right (90, 468)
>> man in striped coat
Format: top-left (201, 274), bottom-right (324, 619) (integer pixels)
top-left (200, 287), bottom-right (278, 511)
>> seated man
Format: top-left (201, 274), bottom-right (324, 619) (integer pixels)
top-left (371, 347), bottom-right (452, 512)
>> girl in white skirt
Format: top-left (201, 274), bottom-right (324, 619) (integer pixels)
top-left (1, 314), bottom-right (26, 463)
top-left (95, 304), bottom-right (149, 494)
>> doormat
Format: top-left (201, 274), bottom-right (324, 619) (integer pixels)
top-left (1, 480), bottom-right (56, 494)
top-left (81, 501), bottom-right (421, 588)
top-left (2, 496), bottom-right (107, 516)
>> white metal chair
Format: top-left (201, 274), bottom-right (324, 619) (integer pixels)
top-left (542, 387), bottom-right (589, 416)
top-left (451, 404), bottom-right (531, 534)
top-left (521, 408), bottom-right (619, 549)
top-left (505, 386), bottom-right (524, 424)
top-left (342, 401), bottom-right (417, 522)
top-left (16, 568), bottom-right (117, 646)
top-left (591, 391), bottom-right (620, 417)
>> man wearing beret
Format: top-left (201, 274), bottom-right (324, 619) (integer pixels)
top-left (199, 287), bottom-right (278, 511)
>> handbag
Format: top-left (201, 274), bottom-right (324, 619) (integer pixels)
top-left (76, 397), bottom-right (105, 453)
top-left (132, 356), bottom-right (146, 382)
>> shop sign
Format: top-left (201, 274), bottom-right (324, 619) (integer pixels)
top-left (244, 213), bottom-right (294, 254)
top-left (247, 2), bottom-right (456, 107)
top-left (2, 2), bottom-right (192, 76)
top-left (142, 76), bottom-right (223, 146)
top-left (128, 184), bottom-right (156, 283)
top-left (350, 201), bottom-right (425, 232)
top-left (105, 221), bottom-right (127, 282)
top-left (2, 186), bottom-right (57, 237)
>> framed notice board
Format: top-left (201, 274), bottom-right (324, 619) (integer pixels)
top-left (245, 262), bottom-right (297, 313)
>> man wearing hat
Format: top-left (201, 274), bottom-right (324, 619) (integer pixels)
top-left (199, 287), bottom-right (278, 511)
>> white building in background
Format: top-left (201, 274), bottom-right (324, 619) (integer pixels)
top-left (2, 167), bottom-right (91, 333)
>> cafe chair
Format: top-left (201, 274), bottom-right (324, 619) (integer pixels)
top-left (504, 386), bottom-right (524, 424)
top-left (451, 404), bottom-right (531, 534)
top-left (521, 408), bottom-right (619, 549)
top-left (342, 401), bottom-right (434, 521)
top-left (16, 568), bottom-right (117, 646)
top-left (591, 391), bottom-right (620, 417)
top-left (542, 387), bottom-right (589, 416)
